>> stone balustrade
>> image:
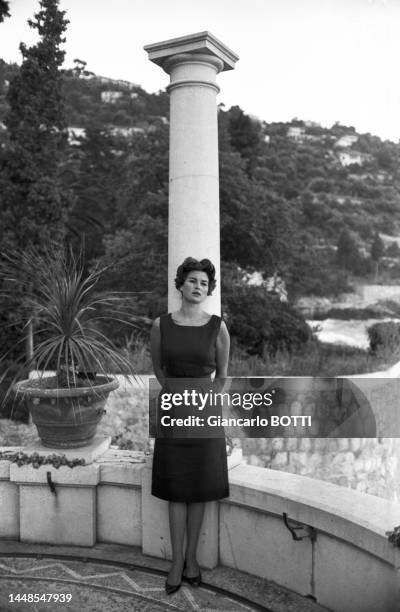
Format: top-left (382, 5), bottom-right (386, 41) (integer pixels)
top-left (1, 441), bottom-right (399, 612)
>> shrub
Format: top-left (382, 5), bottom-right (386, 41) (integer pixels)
top-left (223, 285), bottom-right (311, 356)
top-left (367, 321), bottom-right (400, 355)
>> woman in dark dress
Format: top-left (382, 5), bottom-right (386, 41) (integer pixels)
top-left (150, 257), bottom-right (230, 595)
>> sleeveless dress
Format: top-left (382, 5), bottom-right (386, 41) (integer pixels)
top-left (151, 313), bottom-right (230, 502)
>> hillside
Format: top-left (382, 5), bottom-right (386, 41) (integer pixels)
top-left (1, 59), bottom-right (400, 301)
top-left (262, 120), bottom-right (400, 241)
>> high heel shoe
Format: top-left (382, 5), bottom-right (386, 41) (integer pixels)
top-left (165, 579), bottom-right (182, 595)
top-left (183, 561), bottom-right (202, 587)
top-left (165, 563), bottom-right (184, 595)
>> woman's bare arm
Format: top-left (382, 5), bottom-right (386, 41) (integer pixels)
top-left (150, 317), bottom-right (166, 387)
top-left (214, 319), bottom-right (230, 393)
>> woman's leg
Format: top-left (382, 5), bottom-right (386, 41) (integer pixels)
top-left (167, 501), bottom-right (186, 585)
top-left (185, 502), bottom-right (205, 575)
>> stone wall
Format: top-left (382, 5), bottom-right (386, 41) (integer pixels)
top-left (242, 437), bottom-right (400, 502)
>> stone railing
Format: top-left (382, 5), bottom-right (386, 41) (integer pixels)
top-left (0, 441), bottom-right (399, 612)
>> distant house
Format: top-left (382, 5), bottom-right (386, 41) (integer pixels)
top-left (130, 92), bottom-right (139, 99)
top-left (97, 76), bottom-right (139, 90)
top-left (337, 150), bottom-right (372, 167)
top-left (243, 270), bottom-right (288, 302)
top-left (380, 233), bottom-right (400, 248)
top-left (287, 126), bottom-right (306, 141)
top-left (334, 134), bottom-right (358, 148)
top-left (66, 125), bottom-right (146, 143)
top-left (101, 91), bottom-right (124, 103)
top-left (109, 126), bottom-right (145, 137)
top-left (245, 271), bottom-right (264, 286)
top-left (67, 126), bottom-right (86, 145)
top-left (334, 194), bottom-right (363, 206)
top-left (303, 134), bottom-right (323, 142)
top-left (287, 126), bottom-right (322, 143)
top-left (349, 171), bottom-right (388, 183)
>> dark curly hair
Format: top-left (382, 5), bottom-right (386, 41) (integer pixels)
top-left (175, 257), bottom-right (216, 296)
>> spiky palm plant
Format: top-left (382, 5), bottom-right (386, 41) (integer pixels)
top-left (0, 243), bottom-right (137, 395)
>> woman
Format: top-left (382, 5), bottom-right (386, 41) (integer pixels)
top-left (150, 257), bottom-right (230, 595)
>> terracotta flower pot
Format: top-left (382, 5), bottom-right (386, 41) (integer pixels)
top-left (14, 376), bottom-right (119, 448)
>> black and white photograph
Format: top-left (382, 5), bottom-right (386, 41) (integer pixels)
top-left (0, 1), bottom-right (400, 610)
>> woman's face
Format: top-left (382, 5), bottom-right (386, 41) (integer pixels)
top-left (180, 270), bottom-right (209, 303)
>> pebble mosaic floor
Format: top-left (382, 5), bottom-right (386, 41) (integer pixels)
top-left (0, 557), bottom-right (263, 612)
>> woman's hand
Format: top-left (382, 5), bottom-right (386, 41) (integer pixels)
top-left (150, 317), bottom-right (166, 387)
top-left (214, 319), bottom-right (230, 393)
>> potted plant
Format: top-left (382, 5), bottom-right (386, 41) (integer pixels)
top-left (0, 244), bottom-right (137, 448)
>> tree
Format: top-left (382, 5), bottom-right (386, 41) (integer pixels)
top-left (336, 229), bottom-right (361, 273)
top-left (226, 105), bottom-right (262, 175)
top-left (218, 108), bottom-right (297, 274)
top-left (0, 0), bottom-right (10, 22)
top-left (64, 124), bottom-right (131, 263)
top-left (0, 0), bottom-right (71, 417)
top-left (83, 122), bottom-right (170, 319)
top-left (371, 232), bottom-right (384, 262)
top-left (222, 282), bottom-right (311, 356)
top-left (371, 231), bottom-right (384, 281)
top-left (386, 242), bottom-right (400, 258)
top-left (96, 213), bottom-right (168, 322)
top-left (0, 0), bottom-right (70, 251)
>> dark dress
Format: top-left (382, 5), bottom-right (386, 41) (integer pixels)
top-left (151, 313), bottom-right (229, 502)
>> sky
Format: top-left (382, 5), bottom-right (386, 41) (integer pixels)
top-left (1, 0), bottom-right (400, 142)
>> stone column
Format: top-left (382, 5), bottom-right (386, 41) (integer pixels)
top-left (144, 32), bottom-right (238, 314)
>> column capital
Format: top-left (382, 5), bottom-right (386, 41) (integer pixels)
top-left (144, 31), bottom-right (239, 74)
